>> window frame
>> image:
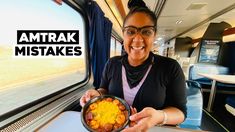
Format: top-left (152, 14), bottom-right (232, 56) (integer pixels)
top-left (110, 34), bottom-right (123, 57)
top-left (0, 0), bottom-right (91, 129)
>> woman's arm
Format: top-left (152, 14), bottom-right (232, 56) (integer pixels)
top-left (159, 106), bottom-right (185, 125)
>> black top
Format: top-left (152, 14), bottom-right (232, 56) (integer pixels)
top-left (122, 53), bottom-right (153, 88)
top-left (100, 54), bottom-right (187, 116)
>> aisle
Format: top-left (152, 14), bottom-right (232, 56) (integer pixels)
top-left (201, 93), bottom-right (234, 132)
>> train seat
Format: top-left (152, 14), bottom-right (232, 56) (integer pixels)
top-left (188, 63), bottom-right (235, 92)
top-left (179, 80), bottom-right (203, 130)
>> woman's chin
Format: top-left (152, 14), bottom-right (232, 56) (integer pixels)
top-left (129, 55), bottom-right (146, 64)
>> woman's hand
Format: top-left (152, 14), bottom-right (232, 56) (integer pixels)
top-left (123, 107), bottom-right (164, 132)
top-left (129, 107), bottom-right (137, 127)
top-left (79, 89), bottom-right (100, 107)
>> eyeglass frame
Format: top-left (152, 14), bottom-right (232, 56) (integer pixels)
top-left (122, 25), bottom-right (157, 37)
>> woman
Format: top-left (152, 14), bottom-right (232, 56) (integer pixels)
top-left (80, 6), bottom-right (186, 131)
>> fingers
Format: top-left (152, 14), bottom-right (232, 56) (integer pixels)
top-left (85, 92), bottom-right (91, 102)
top-left (79, 99), bottom-right (84, 107)
top-left (134, 108), bottom-right (137, 113)
top-left (123, 122), bottom-right (147, 132)
top-left (130, 108), bottom-right (149, 122)
top-left (124, 108), bottom-right (157, 132)
top-left (79, 94), bottom-right (86, 107)
top-left (130, 106), bottom-right (137, 115)
top-left (129, 107), bottom-right (138, 127)
top-left (79, 89), bottom-right (99, 107)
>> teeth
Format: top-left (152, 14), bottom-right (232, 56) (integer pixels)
top-left (131, 46), bottom-right (144, 50)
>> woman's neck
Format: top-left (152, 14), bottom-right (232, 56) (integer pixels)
top-left (127, 54), bottom-right (149, 67)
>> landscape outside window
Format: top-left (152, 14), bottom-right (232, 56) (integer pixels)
top-left (0, 1), bottom-right (86, 116)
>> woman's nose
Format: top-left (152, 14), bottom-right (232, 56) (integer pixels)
top-left (132, 33), bottom-right (144, 42)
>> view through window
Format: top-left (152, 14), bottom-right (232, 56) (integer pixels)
top-left (110, 36), bottom-right (122, 57)
top-left (0, 1), bottom-right (86, 116)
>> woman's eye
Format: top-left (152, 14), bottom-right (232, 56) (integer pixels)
top-left (126, 30), bottom-right (136, 35)
top-left (142, 29), bottom-right (153, 36)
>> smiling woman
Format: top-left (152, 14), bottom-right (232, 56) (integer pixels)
top-left (80, 5), bottom-right (187, 132)
top-left (1, 0), bottom-right (234, 131)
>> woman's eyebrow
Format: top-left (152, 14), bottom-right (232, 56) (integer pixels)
top-left (123, 25), bottom-right (155, 28)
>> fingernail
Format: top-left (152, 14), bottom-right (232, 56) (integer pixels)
top-left (129, 115), bottom-right (134, 120)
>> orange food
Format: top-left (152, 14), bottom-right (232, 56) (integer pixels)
top-left (116, 114), bottom-right (126, 124)
top-left (89, 103), bottom-right (97, 110)
top-left (85, 97), bottom-right (128, 132)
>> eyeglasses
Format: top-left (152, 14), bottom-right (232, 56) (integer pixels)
top-left (123, 26), bottom-right (156, 37)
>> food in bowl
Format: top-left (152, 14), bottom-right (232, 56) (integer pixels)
top-left (82, 95), bottom-right (130, 132)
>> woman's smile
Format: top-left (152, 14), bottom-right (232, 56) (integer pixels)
top-left (130, 45), bottom-right (145, 50)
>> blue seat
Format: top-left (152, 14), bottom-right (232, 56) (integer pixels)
top-left (188, 63), bottom-right (235, 91)
top-left (189, 63), bottom-right (229, 85)
top-left (179, 80), bottom-right (203, 130)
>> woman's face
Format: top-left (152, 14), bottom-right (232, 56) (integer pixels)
top-left (123, 12), bottom-right (156, 66)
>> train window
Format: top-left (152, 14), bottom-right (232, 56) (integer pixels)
top-left (110, 36), bottom-right (122, 57)
top-left (0, 1), bottom-right (86, 116)
top-left (116, 40), bottom-right (122, 56)
top-left (110, 37), bottom-right (116, 57)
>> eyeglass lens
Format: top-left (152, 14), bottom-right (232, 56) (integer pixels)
top-left (123, 26), bottom-right (155, 37)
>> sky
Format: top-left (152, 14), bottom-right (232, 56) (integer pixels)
top-left (0, 0), bottom-right (85, 47)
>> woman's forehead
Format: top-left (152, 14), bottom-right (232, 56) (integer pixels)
top-left (124, 12), bottom-right (154, 27)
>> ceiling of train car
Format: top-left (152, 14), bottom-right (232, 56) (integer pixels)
top-left (95, 0), bottom-right (235, 45)
top-left (158, 0), bottom-right (235, 41)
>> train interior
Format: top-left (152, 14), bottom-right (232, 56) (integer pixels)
top-left (0, 0), bottom-right (235, 131)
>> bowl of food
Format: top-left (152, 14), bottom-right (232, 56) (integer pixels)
top-left (81, 95), bottom-right (131, 132)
